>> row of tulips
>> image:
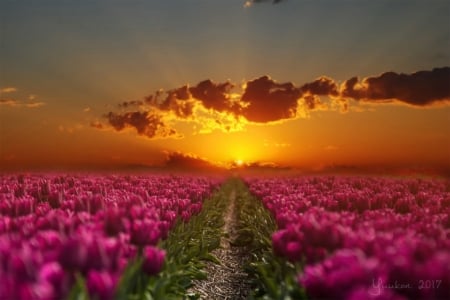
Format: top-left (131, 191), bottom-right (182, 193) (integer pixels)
top-left (0, 174), bottom-right (221, 299)
top-left (247, 176), bottom-right (450, 300)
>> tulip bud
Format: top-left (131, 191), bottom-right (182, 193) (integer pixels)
top-left (142, 246), bottom-right (165, 276)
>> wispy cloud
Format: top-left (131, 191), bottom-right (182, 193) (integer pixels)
top-left (58, 123), bottom-right (85, 134)
top-left (0, 87), bottom-right (18, 94)
top-left (90, 121), bottom-right (104, 129)
top-left (0, 99), bottom-right (17, 106)
top-left (0, 98), bottom-right (46, 108)
top-left (0, 88), bottom-right (46, 109)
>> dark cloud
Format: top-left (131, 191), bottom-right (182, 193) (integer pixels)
top-left (135, 80), bottom-right (237, 119)
top-left (189, 80), bottom-right (236, 114)
top-left (341, 67), bottom-right (450, 105)
top-left (160, 86), bottom-right (195, 118)
top-left (302, 95), bottom-right (323, 110)
top-left (173, 85), bottom-right (190, 100)
top-left (95, 67), bottom-right (450, 139)
top-left (164, 151), bottom-right (222, 171)
top-left (105, 111), bottom-right (178, 138)
top-left (118, 100), bottom-right (144, 109)
top-left (241, 76), bottom-right (301, 122)
top-left (301, 77), bottom-right (339, 96)
top-left (341, 77), bottom-right (359, 98)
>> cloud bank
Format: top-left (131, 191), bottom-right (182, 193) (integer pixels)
top-left (341, 67), bottom-right (450, 106)
top-left (95, 67), bottom-right (450, 139)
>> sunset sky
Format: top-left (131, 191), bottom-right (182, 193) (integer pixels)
top-left (1, 0), bottom-right (449, 172)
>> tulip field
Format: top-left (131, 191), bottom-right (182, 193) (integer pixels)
top-left (0, 174), bottom-right (449, 299)
top-left (0, 174), bottom-right (222, 299)
top-left (246, 176), bottom-right (450, 300)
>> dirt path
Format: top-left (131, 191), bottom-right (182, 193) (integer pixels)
top-left (187, 187), bottom-right (251, 299)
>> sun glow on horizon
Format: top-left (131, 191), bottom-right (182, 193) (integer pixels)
top-left (234, 159), bottom-right (244, 167)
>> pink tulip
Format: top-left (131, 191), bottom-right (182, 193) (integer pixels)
top-left (142, 246), bottom-right (166, 276)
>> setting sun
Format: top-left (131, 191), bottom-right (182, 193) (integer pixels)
top-left (235, 159), bottom-right (244, 166)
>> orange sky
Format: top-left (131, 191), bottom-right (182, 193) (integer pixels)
top-left (1, 85), bottom-right (449, 173)
top-left (1, 1), bottom-right (449, 174)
